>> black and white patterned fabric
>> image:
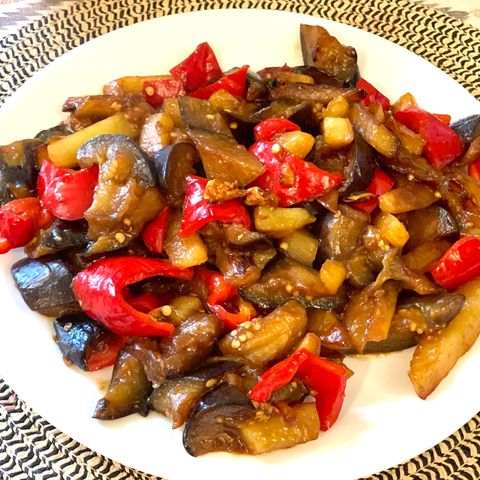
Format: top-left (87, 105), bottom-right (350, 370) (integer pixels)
top-left (0, 1), bottom-right (479, 479)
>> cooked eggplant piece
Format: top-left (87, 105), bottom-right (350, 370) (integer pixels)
top-left (307, 309), bottom-right (352, 350)
top-left (293, 65), bottom-right (340, 86)
top-left (246, 71), bottom-right (269, 101)
top-left (150, 360), bottom-right (242, 428)
top-left (278, 229), bottom-right (318, 267)
top-left (25, 219), bottom-right (88, 258)
top-left (242, 258), bottom-right (343, 310)
top-left (187, 128), bottom-right (265, 186)
top-left (150, 143), bottom-right (199, 206)
top-left (401, 240), bottom-right (451, 273)
top-left (0, 139), bottom-right (41, 205)
top-left (343, 280), bottom-right (400, 353)
top-left (159, 313), bottom-right (224, 377)
top-left (216, 247), bottom-right (262, 287)
top-left (319, 205), bottom-right (369, 260)
top-left (269, 82), bottom-right (365, 105)
top-left (93, 339), bottom-right (160, 420)
top-left (405, 206), bottom-right (458, 249)
top-left (409, 278), bottom-right (480, 399)
top-left (54, 313), bottom-right (123, 371)
top-left (183, 384), bottom-right (255, 456)
top-left (450, 114), bottom-right (480, 144)
top-left (138, 112), bottom-right (175, 155)
top-left (77, 134), bottom-right (164, 253)
top-left (343, 249), bottom-right (376, 287)
top-left (224, 224), bottom-right (272, 250)
top-left (35, 123), bottom-right (72, 142)
top-left (254, 206), bottom-right (316, 235)
top-left (220, 111), bottom-right (257, 147)
top-left (219, 300), bottom-right (307, 366)
top-left (11, 257), bottom-right (81, 317)
top-left (340, 133), bottom-right (376, 196)
top-left (103, 75), bottom-right (171, 95)
top-left (300, 24), bottom-right (358, 85)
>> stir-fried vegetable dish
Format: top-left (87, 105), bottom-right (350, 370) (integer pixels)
top-left (2, 24), bottom-right (480, 456)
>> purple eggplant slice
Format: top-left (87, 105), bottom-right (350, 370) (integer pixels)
top-left (450, 114), bottom-right (480, 144)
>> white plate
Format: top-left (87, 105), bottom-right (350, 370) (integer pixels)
top-left (0, 8), bottom-right (479, 480)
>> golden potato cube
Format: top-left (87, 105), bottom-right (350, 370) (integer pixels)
top-left (278, 229), bottom-right (318, 266)
top-left (324, 95), bottom-right (350, 118)
top-left (322, 117), bottom-right (354, 148)
top-left (47, 113), bottom-right (137, 168)
top-left (276, 131), bottom-right (315, 159)
top-left (375, 212), bottom-right (410, 248)
top-left (254, 206), bottom-right (315, 234)
top-left (319, 259), bottom-right (347, 294)
top-left (294, 332), bottom-right (322, 356)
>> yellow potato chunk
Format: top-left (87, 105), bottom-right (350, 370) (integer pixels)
top-left (322, 117), bottom-right (354, 148)
top-left (319, 259), bottom-right (347, 294)
top-left (375, 212), bottom-right (410, 248)
top-left (276, 131), bottom-right (315, 158)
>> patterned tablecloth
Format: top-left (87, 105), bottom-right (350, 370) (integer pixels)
top-left (0, 1), bottom-right (479, 479)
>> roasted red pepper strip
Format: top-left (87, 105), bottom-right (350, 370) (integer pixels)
top-left (432, 113), bottom-right (451, 126)
top-left (253, 118), bottom-right (300, 142)
top-left (86, 334), bottom-right (126, 372)
top-left (395, 105), bottom-right (463, 169)
top-left (126, 292), bottom-right (163, 314)
top-left (170, 42), bottom-right (222, 92)
top-left (199, 267), bottom-right (255, 329)
top-left (350, 167), bottom-right (394, 214)
top-left (37, 160), bottom-right (98, 221)
top-left (141, 206), bottom-right (170, 254)
top-left (72, 257), bottom-right (193, 337)
top-left (250, 141), bottom-right (342, 207)
top-left (356, 78), bottom-right (390, 111)
top-left (143, 78), bottom-right (185, 108)
top-left (468, 158), bottom-right (480, 181)
top-left (0, 197), bottom-right (53, 254)
top-left (180, 175), bottom-right (251, 237)
top-left (190, 65), bottom-right (249, 99)
top-left (431, 237), bottom-right (480, 291)
top-left (249, 348), bottom-right (348, 431)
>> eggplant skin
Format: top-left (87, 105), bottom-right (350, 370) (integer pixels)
top-left (450, 114), bottom-right (480, 144)
top-left (54, 313), bottom-right (107, 371)
top-left (11, 257), bottom-right (81, 317)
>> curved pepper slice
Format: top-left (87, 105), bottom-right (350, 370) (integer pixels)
top-left (356, 78), bottom-right (390, 111)
top-left (250, 141), bottom-right (342, 207)
top-left (141, 206), bottom-right (170, 254)
top-left (249, 348), bottom-right (348, 431)
top-left (350, 167), bottom-right (394, 214)
top-left (431, 237), bottom-right (480, 291)
top-left (0, 197), bottom-right (53, 254)
top-left (73, 256), bottom-right (193, 337)
top-left (190, 65), bottom-right (249, 99)
top-left (38, 160), bottom-right (98, 221)
top-left (199, 267), bottom-right (256, 329)
top-left (180, 175), bottom-right (251, 237)
top-left (254, 118), bottom-right (301, 142)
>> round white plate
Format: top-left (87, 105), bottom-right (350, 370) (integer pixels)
top-left (0, 8), bottom-right (479, 480)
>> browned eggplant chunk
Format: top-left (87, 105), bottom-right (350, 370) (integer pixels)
top-left (450, 114), bottom-right (480, 143)
top-left (11, 257), bottom-right (81, 317)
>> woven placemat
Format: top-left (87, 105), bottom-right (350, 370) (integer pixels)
top-left (0, 1), bottom-right (479, 479)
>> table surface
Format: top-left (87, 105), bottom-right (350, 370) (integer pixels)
top-left (0, 1), bottom-right (479, 480)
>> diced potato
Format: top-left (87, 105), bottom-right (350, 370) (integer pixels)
top-left (240, 403), bottom-right (320, 454)
top-left (319, 259), bottom-right (347, 294)
top-left (349, 103), bottom-right (398, 158)
top-left (409, 277), bottom-right (480, 399)
top-left (375, 212), bottom-right (410, 248)
top-left (385, 117), bottom-right (425, 156)
top-left (392, 92), bottom-right (417, 114)
top-left (208, 89), bottom-right (242, 112)
top-left (103, 75), bottom-right (171, 95)
top-left (164, 211), bottom-right (208, 269)
top-left (47, 113), bottom-right (137, 168)
top-left (271, 71), bottom-right (315, 84)
top-left (294, 332), bottom-right (322, 355)
top-left (322, 117), bottom-right (354, 148)
top-left (324, 95), bottom-right (349, 118)
top-left (162, 98), bottom-right (184, 128)
top-left (168, 295), bottom-right (204, 325)
top-left (219, 300), bottom-right (307, 366)
top-left (378, 183), bottom-right (437, 214)
top-left (139, 112), bottom-right (174, 155)
top-left (254, 206), bottom-right (315, 234)
top-left (276, 131), bottom-right (315, 158)
top-left (278, 229), bottom-right (318, 266)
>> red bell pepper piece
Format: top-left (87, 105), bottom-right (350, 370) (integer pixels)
top-left (199, 267), bottom-right (256, 329)
top-left (356, 78), bottom-right (390, 111)
top-left (72, 257), bottom-right (193, 337)
top-left (85, 334), bottom-right (126, 371)
top-left (432, 113), bottom-right (451, 126)
top-left (37, 160), bottom-right (98, 221)
top-left (468, 158), bottom-right (480, 181)
top-left (249, 348), bottom-right (348, 431)
top-left (143, 78), bottom-right (185, 108)
top-left (190, 65), bottom-right (249, 100)
top-left (170, 42), bottom-right (222, 92)
top-left (350, 168), bottom-right (394, 214)
top-left (253, 118), bottom-right (300, 142)
top-left (180, 175), bottom-right (251, 237)
top-left (395, 105), bottom-right (463, 169)
top-left (141, 206), bottom-right (170, 254)
top-left (250, 141), bottom-right (342, 207)
top-left (0, 197), bottom-right (53, 254)
top-left (126, 292), bottom-right (163, 314)
top-left (431, 237), bottom-right (480, 291)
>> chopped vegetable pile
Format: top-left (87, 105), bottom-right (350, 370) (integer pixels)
top-left (2, 24), bottom-right (480, 456)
